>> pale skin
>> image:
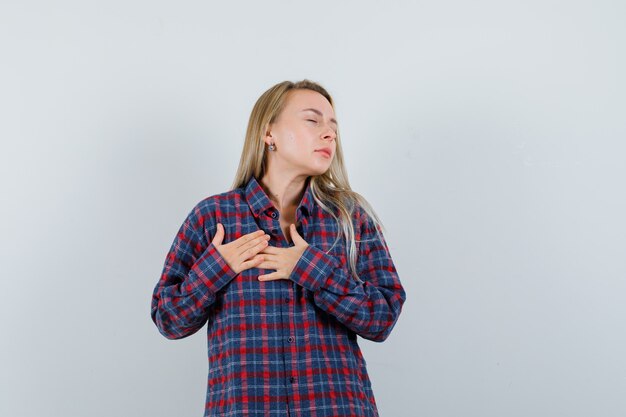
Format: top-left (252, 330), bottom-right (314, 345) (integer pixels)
top-left (213, 88), bottom-right (337, 281)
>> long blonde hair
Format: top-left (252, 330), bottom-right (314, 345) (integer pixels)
top-left (231, 79), bottom-right (385, 282)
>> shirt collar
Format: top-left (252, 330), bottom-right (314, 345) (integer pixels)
top-left (245, 175), bottom-right (314, 219)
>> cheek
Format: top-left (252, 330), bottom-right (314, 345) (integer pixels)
top-left (282, 131), bottom-right (310, 155)
top-left (282, 133), bottom-right (302, 154)
top-left (278, 130), bottom-right (321, 164)
top-left (281, 131), bottom-right (302, 149)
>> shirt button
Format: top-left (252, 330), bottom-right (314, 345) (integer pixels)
top-left (290, 377), bottom-right (296, 383)
top-left (270, 211), bottom-right (277, 218)
top-left (285, 297), bottom-right (290, 303)
top-left (271, 228), bottom-right (278, 235)
top-left (288, 336), bottom-right (294, 343)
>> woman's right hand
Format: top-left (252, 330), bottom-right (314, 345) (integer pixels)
top-left (212, 223), bottom-right (270, 274)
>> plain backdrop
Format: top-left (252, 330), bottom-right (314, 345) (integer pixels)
top-left (1, 1), bottom-right (625, 416)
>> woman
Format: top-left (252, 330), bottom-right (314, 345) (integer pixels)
top-left (151, 79), bottom-right (407, 417)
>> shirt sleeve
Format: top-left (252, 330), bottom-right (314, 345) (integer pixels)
top-left (150, 204), bottom-right (238, 340)
top-left (289, 207), bottom-right (407, 342)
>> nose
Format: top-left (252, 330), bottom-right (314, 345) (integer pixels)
top-left (322, 125), bottom-right (336, 142)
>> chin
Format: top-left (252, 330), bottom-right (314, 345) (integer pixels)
top-left (309, 164), bottom-right (332, 176)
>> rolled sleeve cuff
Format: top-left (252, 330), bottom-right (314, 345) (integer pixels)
top-left (188, 242), bottom-right (239, 296)
top-left (290, 244), bottom-right (355, 294)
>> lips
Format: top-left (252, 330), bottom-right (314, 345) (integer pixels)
top-left (315, 148), bottom-right (332, 157)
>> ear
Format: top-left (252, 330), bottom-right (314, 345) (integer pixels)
top-left (263, 122), bottom-right (274, 146)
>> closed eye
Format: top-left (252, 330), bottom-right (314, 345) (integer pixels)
top-left (307, 119), bottom-right (337, 134)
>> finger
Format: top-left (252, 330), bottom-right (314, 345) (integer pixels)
top-left (239, 234), bottom-right (270, 253)
top-left (212, 223), bottom-right (224, 246)
top-left (258, 271), bottom-right (284, 281)
top-left (238, 238), bottom-right (270, 262)
top-left (240, 255), bottom-right (265, 271)
top-left (256, 260), bottom-right (279, 270)
top-left (234, 229), bottom-right (267, 249)
top-left (258, 245), bottom-right (281, 255)
top-left (234, 229), bottom-right (266, 247)
top-left (290, 224), bottom-right (307, 245)
top-left (256, 252), bottom-right (277, 261)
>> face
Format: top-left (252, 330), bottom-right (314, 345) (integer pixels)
top-left (264, 89), bottom-right (338, 177)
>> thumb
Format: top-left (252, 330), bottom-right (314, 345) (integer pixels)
top-left (290, 224), bottom-right (306, 245)
top-left (212, 223), bottom-right (224, 246)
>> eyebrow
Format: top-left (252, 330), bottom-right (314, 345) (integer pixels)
top-left (300, 108), bottom-right (337, 126)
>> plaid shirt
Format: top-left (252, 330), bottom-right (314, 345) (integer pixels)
top-left (151, 175), bottom-right (406, 417)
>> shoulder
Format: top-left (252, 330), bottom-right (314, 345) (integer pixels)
top-left (192, 187), bottom-right (243, 215)
top-left (181, 187), bottom-right (245, 236)
top-left (350, 196), bottom-right (386, 244)
top-left (345, 194), bottom-right (376, 229)
top-left (319, 193), bottom-right (377, 231)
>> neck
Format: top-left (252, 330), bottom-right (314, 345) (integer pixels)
top-left (259, 169), bottom-right (309, 214)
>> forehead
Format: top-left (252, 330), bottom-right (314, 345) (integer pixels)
top-left (284, 89), bottom-right (335, 117)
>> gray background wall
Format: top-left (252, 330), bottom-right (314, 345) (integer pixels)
top-left (1, 1), bottom-right (624, 416)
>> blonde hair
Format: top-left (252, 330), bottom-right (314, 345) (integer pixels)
top-left (231, 79), bottom-right (385, 281)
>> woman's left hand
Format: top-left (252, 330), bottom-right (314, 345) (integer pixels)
top-left (257, 224), bottom-right (309, 281)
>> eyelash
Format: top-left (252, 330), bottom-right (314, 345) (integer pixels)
top-left (307, 119), bottom-right (337, 134)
